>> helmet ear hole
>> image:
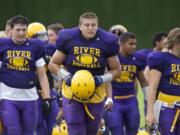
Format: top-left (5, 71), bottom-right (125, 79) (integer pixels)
top-left (71, 70), bottom-right (95, 101)
top-left (63, 126), bottom-right (66, 130)
top-left (52, 120), bottom-right (68, 135)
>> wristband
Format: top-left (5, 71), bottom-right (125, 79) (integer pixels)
top-left (100, 73), bottom-right (113, 83)
top-left (105, 97), bottom-right (113, 105)
top-left (58, 68), bottom-right (71, 81)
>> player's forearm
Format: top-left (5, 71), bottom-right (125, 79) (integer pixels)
top-left (37, 67), bottom-right (51, 99)
top-left (108, 67), bottom-right (121, 79)
top-left (138, 71), bottom-right (148, 88)
top-left (105, 82), bottom-right (112, 98)
top-left (147, 86), bottom-right (157, 114)
top-left (147, 69), bottom-right (161, 114)
top-left (48, 61), bottom-right (60, 75)
top-left (107, 55), bottom-right (121, 79)
top-left (40, 77), bottom-right (51, 99)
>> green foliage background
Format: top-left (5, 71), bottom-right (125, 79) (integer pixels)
top-left (0, 0), bottom-right (179, 49)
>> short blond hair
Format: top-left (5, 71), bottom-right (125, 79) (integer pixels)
top-left (79, 12), bottom-right (98, 25)
top-left (166, 27), bottom-right (180, 49)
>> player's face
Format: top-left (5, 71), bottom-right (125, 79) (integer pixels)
top-left (174, 43), bottom-right (180, 57)
top-left (11, 24), bottom-right (27, 44)
top-left (79, 18), bottom-right (98, 40)
top-left (157, 36), bottom-right (167, 51)
top-left (48, 29), bottom-right (57, 45)
top-left (122, 38), bottom-right (137, 55)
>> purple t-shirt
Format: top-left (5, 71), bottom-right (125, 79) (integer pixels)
top-left (0, 38), bottom-right (45, 89)
top-left (148, 51), bottom-right (180, 96)
top-left (135, 49), bottom-right (153, 70)
top-left (56, 27), bottom-right (119, 76)
top-left (112, 53), bottom-right (143, 96)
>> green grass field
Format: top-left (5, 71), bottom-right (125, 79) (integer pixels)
top-left (137, 83), bottom-right (146, 128)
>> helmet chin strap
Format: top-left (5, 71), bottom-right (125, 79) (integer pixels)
top-left (70, 91), bottom-right (103, 120)
top-left (170, 109), bottom-right (180, 132)
top-left (84, 104), bottom-right (95, 120)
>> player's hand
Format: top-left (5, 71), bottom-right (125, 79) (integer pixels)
top-left (42, 97), bottom-right (56, 117)
top-left (94, 76), bottom-right (103, 87)
top-left (65, 74), bottom-right (73, 86)
top-left (145, 111), bottom-right (155, 126)
top-left (104, 97), bottom-right (113, 110)
top-left (174, 101), bottom-right (180, 109)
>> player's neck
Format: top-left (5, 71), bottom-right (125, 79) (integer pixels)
top-left (170, 48), bottom-right (180, 58)
top-left (119, 49), bottom-right (130, 57)
top-left (12, 38), bottom-right (26, 45)
top-left (153, 47), bottom-right (161, 51)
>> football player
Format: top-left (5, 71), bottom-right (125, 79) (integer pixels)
top-left (146, 28), bottom-right (180, 135)
top-left (27, 22), bottom-right (60, 135)
top-left (47, 23), bottom-right (64, 45)
top-left (48, 12), bottom-right (121, 135)
top-left (135, 32), bottom-right (167, 117)
top-left (107, 32), bottom-right (148, 135)
top-left (136, 32), bottom-right (167, 72)
top-left (0, 15), bottom-right (50, 135)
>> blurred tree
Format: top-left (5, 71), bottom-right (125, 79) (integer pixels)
top-left (0, 0), bottom-right (179, 49)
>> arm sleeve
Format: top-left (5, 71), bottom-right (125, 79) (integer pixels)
top-left (147, 52), bottom-right (165, 73)
top-left (35, 58), bottom-right (46, 67)
top-left (134, 53), bottom-right (144, 72)
top-left (106, 39), bottom-right (119, 58)
top-left (34, 40), bottom-right (47, 61)
top-left (56, 32), bottom-right (68, 55)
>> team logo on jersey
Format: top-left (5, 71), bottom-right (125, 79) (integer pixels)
top-left (115, 71), bottom-right (134, 82)
top-left (115, 64), bottom-right (136, 83)
top-left (170, 64), bottom-right (180, 86)
top-left (75, 54), bottom-right (98, 65)
top-left (9, 57), bottom-right (28, 67)
top-left (173, 71), bottom-right (180, 82)
top-left (6, 50), bottom-right (31, 71)
top-left (72, 46), bottom-right (101, 68)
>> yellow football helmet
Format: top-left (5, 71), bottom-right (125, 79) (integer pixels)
top-left (137, 124), bottom-right (161, 135)
top-left (27, 22), bottom-right (48, 41)
top-left (98, 118), bottom-right (106, 135)
top-left (52, 120), bottom-right (68, 135)
top-left (71, 70), bottom-right (95, 102)
top-left (137, 129), bottom-right (150, 135)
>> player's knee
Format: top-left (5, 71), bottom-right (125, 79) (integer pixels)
top-left (126, 122), bottom-right (139, 135)
top-left (23, 128), bottom-right (36, 134)
top-left (64, 106), bottom-right (84, 125)
top-left (67, 124), bottom-right (86, 135)
top-left (6, 126), bottom-right (21, 135)
top-left (86, 128), bottom-right (98, 135)
top-left (127, 120), bottom-right (139, 130)
top-left (108, 116), bottom-right (120, 129)
top-left (126, 129), bottom-right (138, 135)
top-left (128, 117), bottom-right (139, 129)
top-left (66, 115), bottom-right (83, 125)
top-left (23, 123), bottom-right (37, 134)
